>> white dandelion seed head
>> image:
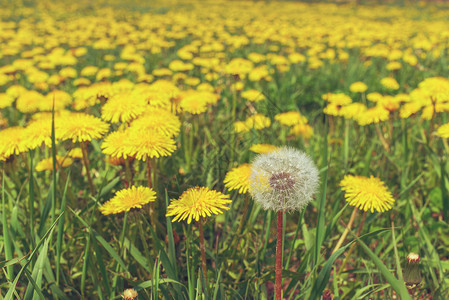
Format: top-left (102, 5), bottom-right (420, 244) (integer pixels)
top-left (249, 146), bottom-right (320, 212)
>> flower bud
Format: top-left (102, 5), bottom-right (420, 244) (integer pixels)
top-left (403, 253), bottom-right (421, 289)
top-left (122, 288), bottom-right (138, 300)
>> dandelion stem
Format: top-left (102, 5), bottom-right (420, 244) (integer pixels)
top-left (147, 159), bottom-right (156, 229)
top-left (137, 214), bottom-right (154, 274)
top-left (275, 210), bottom-right (283, 300)
top-left (81, 141), bottom-right (95, 196)
top-left (332, 206), bottom-right (358, 255)
top-left (338, 210), bottom-right (367, 275)
top-left (198, 218), bottom-right (209, 285)
top-left (147, 159), bottom-right (152, 188)
top-left (375, 124), bottom-right (390, 153)
top-left (124, 158), bottom-right (133, 188)
top-left (236, 194), bottom-right (250, 235)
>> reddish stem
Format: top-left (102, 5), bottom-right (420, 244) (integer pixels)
top-left (276, 210), bottom-right (283, 300)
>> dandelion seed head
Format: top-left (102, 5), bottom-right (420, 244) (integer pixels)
top-left (249, 147), bottom-right (320, 212)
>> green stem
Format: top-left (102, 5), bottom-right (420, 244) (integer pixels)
top-left (124, 158), bottom-right (133, 187)
top-left (375, 123), bottom-right (390, 153)
top-left (111, 212), bottom-right (129, 297)
top-left (29, 151), bottom-right (35, 244)
top-left (198, 218), bottom-right (209, 286)
top-left (343, 119), bottom-right (349, 169)
top-left (147, 159), bottom-right (157, 230)
top-left (81, 141), bottom-right (95, 196)
top-left (137, 214), bottom-right (154, 275)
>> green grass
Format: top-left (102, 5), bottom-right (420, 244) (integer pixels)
top-left (2, 0), bottom-right (449, 299)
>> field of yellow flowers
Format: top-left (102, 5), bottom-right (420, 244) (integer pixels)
top-left (2, 0), bottom-right (449, 299)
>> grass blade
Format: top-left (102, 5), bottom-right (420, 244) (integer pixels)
top-left (4, 212), bottom-right (62, 300)
top-left (354, 234), bottom-right (411, 300)
top-left (2, 171), bottom-right (14, 280)
top-left (310, 228), bottom-right (390, 300)
top-left (56, 170), bottom-right (70, 285)
top-left (23, 234), bottom-right (50, 300)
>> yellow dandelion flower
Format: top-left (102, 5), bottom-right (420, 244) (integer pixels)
top-left (339, 175), bottom-right (395, 213)
top-left (99, 186), bottom-right (156, 215)
top-left (249, 65), bottom-right (270, 81)
top-left (101, 130), bottom-right (131, 159)
top-left (275, 111), bottom-right (307, 126)
top-left (381, 77), bottom-right (400, 90)
top-left (289, 123), bottom-right (313, 139)
top-left (231, 81), bottom-right (244, 92)
top-left (419, 77), bottom-right (449, 102)
top-left (129, 107), bottom-right (181, 137)
top-left (74, 78), bottom-right (91, 87)
top-left (101, 92), bottom-right (147, 123)
top-left (234, 121), bottom-right (249, 133)
top-left (248, 52), bottom-right (266, 63)
top-left (16, 91), bottom-right (44, 114)
top-left (367, 92), bottom-right (383, 102)
top-left (127, 130), bottom-right (177, 161)
top-left (241, 89), bottom-right (265, 102)
top-left (39, 90), bottom-right (72, 111)
top-left (166, 186), bottom-right (231, 224)
top-left (68, 148), bottom-right (83, 159)
top-left (6, 85), bottom-right (27, 99)
top-left (322, 93), bottom-right (352, 105)
top-left (152, 68), bottom-right (172, 77)
top-left (96, 68), bottom-right (112, 81)
top-left (35, 155), bottom-right (73, 172)
top-left (288, 52), bottom-right (306, 64)
top-left (225, 58), bottom-right (254, 77)
top-left (399, 101), bottom-right (424, 119)
top-left (169, 60), bottom-right (194, 72)
top-left (224, 163), bottom-right (252, 194)
top-left (340, 103), bottom-right (367, 119)
top-left (80, 66), bottom-right (98, 77)
top-left (249, 144), bottom-right (278, 154)
top-left (197, 83), bottom-right (215, 93)
top-left (324, 103), bottom-right (346, 117)
top-left (145, 92), bottom-right (172, 110)
top-left (0, 93), bottom-right (14, 109)
top-left (197, 91), bottom-right (219, 105)
top-left (386, 61), bottom-right (402, 71)
top-left (245, 114), bottom-right (271, 130)
top-left (394, 93), bottom-right (410, 103)
top-left (436, 123), bottom-right (449, 138)
top-left (58, 113), bottom-right (110, 143)
top-left (180, 94), bottom-right (208, 114)
top-left (349, 82), bottom-right (368, 93)
top-left (22, 117), bottom-right (54, 149)
top-left (378, 96), bottom-right (401, 112)
top-left (356, 106), bottom-right (390, 125)
top-left (59, 67), bottom-right (77, 78)
top-left (185, 77), bottom-right (201, 86)
top-left (0, 126), bottom-right (28, 160)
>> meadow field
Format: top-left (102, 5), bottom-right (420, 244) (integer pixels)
top-left (1, 0), bottom-right (449, 299)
